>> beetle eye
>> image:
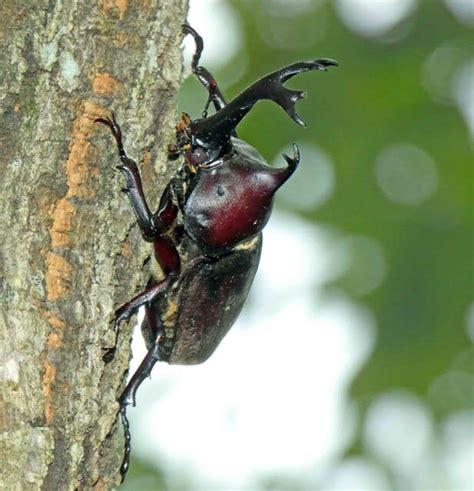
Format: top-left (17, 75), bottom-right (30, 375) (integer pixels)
top-left (185, 146), bottom-right (209, 167)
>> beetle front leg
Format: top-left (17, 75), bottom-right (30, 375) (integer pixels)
top-left (95, 115), bottom-right (158, 240)
top-left (182, 24), bottom-right (227, 117)
top-left (103, 277), bottom-right (170, 362)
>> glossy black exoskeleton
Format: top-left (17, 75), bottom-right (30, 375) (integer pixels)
top-left (96, 24), bottom-right (337, 481)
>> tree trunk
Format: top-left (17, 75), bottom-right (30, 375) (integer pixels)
top-left (0, 1), bottom-right (187, 488)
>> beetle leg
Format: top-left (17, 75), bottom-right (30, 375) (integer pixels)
top-left (117, 332), bottom-right (162, 480)
top-left (95, 115), bottom-right (158, 240)
top-left (102, 278), bottom-right (170, 362)
top-left (182, 24), bottom-right (227, 116)
top-left (119, 335), bottom-right (162, 408)
top-left (190, 58), bottom-right (338, 151)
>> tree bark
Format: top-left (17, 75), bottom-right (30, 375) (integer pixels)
top-left (0, 1), bottom-right (187, 488)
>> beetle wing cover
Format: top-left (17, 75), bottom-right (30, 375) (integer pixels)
top-left (165, 235), bottom-right (262, 365)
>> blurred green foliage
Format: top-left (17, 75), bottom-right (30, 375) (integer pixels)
top-left (219, 0), bottom-right (472, 415)
top-left (125, 1), bottom-right (472, 488)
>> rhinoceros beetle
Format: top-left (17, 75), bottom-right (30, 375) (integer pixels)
top-left (96, 24), bottom-right (337, 481)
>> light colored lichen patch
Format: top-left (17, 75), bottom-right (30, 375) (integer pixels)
top-left (59, 51), bottom-right (80, 92)
top-left (0, 400), bottom-right (6, 429)
top-left (1, 428), bottom-right (55, 486)
top-left (0, 358), bottom-right (20, 385)
top-left (147, 40), bottom-right (158, 72)
top-left (40, 41), bottom-right (59, 70)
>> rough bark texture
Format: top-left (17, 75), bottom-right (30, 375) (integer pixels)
top-left (0, 1), bottom-right (187, 488)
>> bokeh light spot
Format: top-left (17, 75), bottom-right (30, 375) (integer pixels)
top-left (421, 42), bottom-right (470, 105)
top-left (428, 370), bottom-right (474, 416)
top-left (335, 235), bottom-right (387, 296)
top-left (443, 0), bottom-right (474, 27)
top-left (440, 410), bottom-right (474, 488)
top-left (375, 143), bottom-right (438, 205)
top-left (363, 390), bottom-right (433, 475)
top-left (452, 59), bottom-right (474, 136)
top-left (335, 0), bottom-right (417, 39)
top-left (183, 1), bottom-right (242, 71)
top-left (253, 213), bottom-right (337, 301)
top-left (128, 212), bottom-right (376, 490)
top-left (257, 1), bottom-right (327, 50)
top-left (322, 457), bottom-right (391, 490)
top-left (261, 0), bottom-right (318, 17)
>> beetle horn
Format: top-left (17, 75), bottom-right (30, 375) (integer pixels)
top-left (270, 143), bottom-right (301, 190)
top-left (190, 59), bottom-right (338, 153)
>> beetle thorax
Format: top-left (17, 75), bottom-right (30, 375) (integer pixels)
top-left (182, 140), bottom-right (285, 252)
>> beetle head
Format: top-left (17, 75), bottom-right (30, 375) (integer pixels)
top-left (168, 112), bottom-right (216, 171)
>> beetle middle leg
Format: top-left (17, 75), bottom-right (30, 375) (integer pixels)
top-left (103, 277), bottom-right (170, 362)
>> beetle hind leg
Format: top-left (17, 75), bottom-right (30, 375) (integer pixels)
top-left (117, 330), bottom-right (163, 480)
top-left (182, 24), bottom-right (227, 117)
